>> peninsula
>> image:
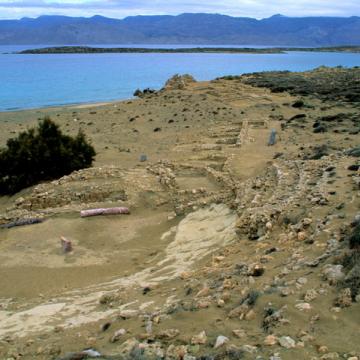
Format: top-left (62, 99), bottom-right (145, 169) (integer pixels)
top-left (18, 45), bottom-right (360, 54)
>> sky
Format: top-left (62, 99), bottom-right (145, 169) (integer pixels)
top-left (0, 0), bottom-right (359, 20)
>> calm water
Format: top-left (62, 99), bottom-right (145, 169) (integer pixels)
top-left (0, 45), bottom-right (359, 111)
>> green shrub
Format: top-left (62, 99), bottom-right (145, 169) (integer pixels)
top-left (349, 224), bottom-right (360, 250)
top-left (0, 117), bottom-right (96, 194)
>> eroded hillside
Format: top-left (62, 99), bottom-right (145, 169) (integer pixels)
top-left (0, 68), bottom-right (359, 360)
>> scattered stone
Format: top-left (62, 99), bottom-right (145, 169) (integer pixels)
top-left (58, 349), bottom-right (102, 359)
top-left (232, 329), bottom-right (246, 338)
top-left (166, 344), bottom-right (188, 359)
top-left (195, 286), bottom-right (210, 298)
top-left (110, 328), bottom-right (126, 343)
top-left (323, 264), bottom-right (345, 284)
top-left (99, 293), bottom-right (115, 305)
top-left (320, 353), bottom-right (340, 359)
top-left (270, 353), bottom-right (282, 360)
top-left (335, 288), bottom-right (352, 308)
top-left (157, 329), bottom-right (180, 340)
top-left (191, 331), bottom-right (207, 345)
top-left (295, 302), bottom-right (312, 311)
top-left (248, 264), bottom-right (265, 277)
top-left (297, 231), bottom-right (307, 241)
top-left (304, 289), bottom-right (318, 302)
top-left (279, 336), bottom-right (296, 349)
top-left (241, 344), bottom-right (258, 354)
top-left (139, 154), bottom-right (148, 162)
top-left (280, 288), bottom-right (292, 297)
top-left (264, 335), bottom-right (278, 346)
top-left (297, 277), bottom-right (308, 285)
top-left (214, 335), bottom-right (229, 349)
top-left (118, 309), bottom-right (139, 319)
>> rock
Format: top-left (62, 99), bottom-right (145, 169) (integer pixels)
top-left (320, 353), bottom-right (340, 359)
top-left (195, 286), bottom-right (210, 298)
top-left (279, 336), bottom-right (296, 349)
top-left (118, 309), bottom-right (139, 319)
top-left (191, 331), bottom-right (207, 345)
top-left (180, 271), bottom-right (192, 280)
top-left (346, 147), bottom-right (360, 157)
top-left (270, 354), bottom-right (282, 360)
top-left (304, 289), bottom-right (318, 302)
top-left (140, 342), bottom-right (165, 359)
top-left (245, 309), bottom-right (256, 321)
top-left (164, 74), bottom-right (196, 90)
top-left (248, 264), bottom-right (265, 277)
top-left (110, 338), bottom-right (139, 357)
top-left (221, 291), bottom-right (231, 302)
top-left (241, 344), bottom-right (258, 354)
top-left (266, 221), bottom-right (273, 230)
top-left (264, 335), bottom-right (278, 346)
top-left (335, 288), bottom-right (352, 308)
top-left (214, 335), bottom-right (229, 349)
top-left (295, 302), bottom-right (312, 311)
top-left (228, 304), bottom-right (249, 318)
top-left (58, 349), bottom-right (102, 359)
top-left (280, 287), bottom-right (292, 297)
top-left (166, 344), bottom-right (187, 359)
top-left (145, 320), bottom-right (153, 334)
top-left (232, 329), bottom-right (246, 338)
top-left (197, 299), bottom-right (211, 308)
top-left (99, 293), bottom-right (115, 305)
top-left (157, 329), bottom-right (180, 340)
top-left (323, 264), bottom-right (345, 284)
top-left (15, 197), bottom-right (25, 206)
top-left (226, 345), bottom-right (245, 359)
top-left (317, 346), bottom-right (329, 353)
top-left (297, 277), bottom-right (308, 285)
top-left (139, 154), bottom-right (148, 162)
top-left (82, 349), bottom-right (102, 357)
top-left (297, 231), bottom-right (307, 241)
top-left (110, 328), bottom-right (126, 343)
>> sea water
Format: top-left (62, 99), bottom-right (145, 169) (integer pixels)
top-left (0, 45), bottom-right (359, 111)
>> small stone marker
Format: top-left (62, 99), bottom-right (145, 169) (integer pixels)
top-left (139, 154), bottom-right (147, 162)
top-left (60, 236), bottom-right (72, 253)
top-left (268, 129), bottom-right (277, 146)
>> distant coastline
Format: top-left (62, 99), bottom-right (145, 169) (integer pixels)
top-left (17, 45), bottom-right (360, 55)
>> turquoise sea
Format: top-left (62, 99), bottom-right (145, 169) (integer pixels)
top-left (0, 45), bottom-right (359, 111)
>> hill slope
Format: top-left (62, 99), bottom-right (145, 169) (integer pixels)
top-left (0, 13), bottom-right (360, 45)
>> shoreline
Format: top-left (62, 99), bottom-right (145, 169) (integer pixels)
top-left (0, 97), bottom-right (131, 114)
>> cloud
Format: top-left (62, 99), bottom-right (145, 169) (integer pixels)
top-left (0, 0), bottom-right (359, 19)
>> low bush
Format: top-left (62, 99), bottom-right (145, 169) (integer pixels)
top-left (0, 117), bottom-right (96, 194)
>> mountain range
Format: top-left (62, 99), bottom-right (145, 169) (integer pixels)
top-left (0, 13), bottom-right (359, 46)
